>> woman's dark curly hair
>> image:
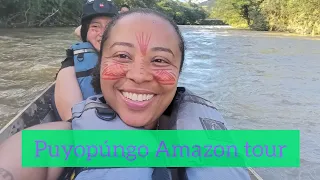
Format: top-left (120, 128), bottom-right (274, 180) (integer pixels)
top-left (91, 8), bottom-right (185, 94)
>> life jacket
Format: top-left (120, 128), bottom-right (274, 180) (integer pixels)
top-left (70, 42), bottom-right (98, 100)
top-left (61, 87), bottom-right (250, 180)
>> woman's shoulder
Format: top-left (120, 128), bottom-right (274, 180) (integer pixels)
top-left (173, 87), bottom-right (218, 111)
top-left (161, 87), bottom-right (231, 130)
top-left (71, 95), bottom-right (105, 112)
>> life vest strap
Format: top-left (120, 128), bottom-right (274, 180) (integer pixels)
top-left (75, 68), bottom-right (94, 78)
top-left (57, 167), bottom-right (76, 180)
top-left (72, 101), bottom-right (108, 117)
top-left (73, 48), bottom-right (96, 55)
top-left (71, 99), bottom-right (117, 123)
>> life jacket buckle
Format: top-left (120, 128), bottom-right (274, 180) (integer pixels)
top-left (95, 107), bottom-right (116, 121)
top-left (77, 53), bottom-right (84, 62)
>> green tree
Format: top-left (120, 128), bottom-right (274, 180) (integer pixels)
top-left (260, 0), bottom-right (289, 31)
top-left (286, 0), bottom-right (320, 35)
top-left (0, 0), bottom-right (208, 27)
top-left (211, 0), bottom-right (320, 35)
top-left (211, 0), bottom-right (248, 28)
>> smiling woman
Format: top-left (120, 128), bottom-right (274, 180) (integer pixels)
top-left (91, 9), bottom-right (185, 128)
top-left (0, 8), bottom-right (251, 180)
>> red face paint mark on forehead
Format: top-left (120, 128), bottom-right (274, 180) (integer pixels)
top-left (135, 32), bottom-right (152, 56)
top-left (101, 61), bottom-right (127, 80)
top-left (153, 69), bottom-right (177, 85)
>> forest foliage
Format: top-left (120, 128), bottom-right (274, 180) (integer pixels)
top-left (0, 0), bottom-right (208, 28)
top-left (2, 0), bottom-right (318, 36)
top-left (210, 0), bottom-right (320, 35)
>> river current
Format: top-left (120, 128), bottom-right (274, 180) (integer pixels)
top-left (0, 26), bottom-right (319, 180)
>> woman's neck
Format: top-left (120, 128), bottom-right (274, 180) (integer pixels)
top-left (144, 115), bottom-right (170, 130)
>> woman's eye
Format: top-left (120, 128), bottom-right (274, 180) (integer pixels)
top-left (91, 25), bottom-right (100, 29)
top-left (118, 54), bottom-right (129, 59)
top-left (114, 54), bottom-right (131, 61)
top-left (153, 59), bottom-right (168, 64)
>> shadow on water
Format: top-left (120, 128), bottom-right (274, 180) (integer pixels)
top-left (0, 26), bottom-right (320, 180)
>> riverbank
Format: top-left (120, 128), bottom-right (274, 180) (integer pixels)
top-left (0, 22), bottom-right (78, 29)
top-left (211, 0), bottom-right (320, 36)
top-left (0, 20), bottom-right (225, 28)
top-left (2, 23), bottom-right (320, 39)
top-left (219, 26), bottom-right (320, 39)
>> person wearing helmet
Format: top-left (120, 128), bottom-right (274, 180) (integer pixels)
top-left (54, 0), bottom-right (118, 121)
top-left (74, 4), bottom-right (130, 40)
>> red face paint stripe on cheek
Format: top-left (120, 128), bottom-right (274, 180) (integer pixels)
top-left (135, 32), bottom-right (152, 56)
top-left (153, 69), bottom-right (177, 85)
top-left (101, 62), bottom-right (127, 80)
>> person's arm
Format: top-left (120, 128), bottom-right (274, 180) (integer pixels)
top-left (54, 57), bottom-right (83, 121)
top-left (74, 25), bottom-right (82, 40)
top-left (0, 122), bottom-right (71, 180)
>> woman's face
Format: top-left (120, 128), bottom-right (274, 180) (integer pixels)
top-left (100, 14), bottom-right (182, 129)
top-left (87, 16), bottom-right (112, 51)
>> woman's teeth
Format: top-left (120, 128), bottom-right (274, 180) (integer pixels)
top-left (122, 92), bottom-right (154, 102)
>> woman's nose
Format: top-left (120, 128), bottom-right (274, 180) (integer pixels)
top-left (126, 61), bottom-right (153, 84)
top-left (97, 26), bottom-right (105, 36)
top-left (98, 29), bottom-right (103, 37)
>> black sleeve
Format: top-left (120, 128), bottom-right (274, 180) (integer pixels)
top-left (55, 49), bottom-right (74, 80)
top-left (60, 56), bottom-right (74, 69)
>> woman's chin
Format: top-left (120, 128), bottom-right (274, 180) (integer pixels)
top-left (92, 42), bottom-right (100, 51)
top-left (118, 111), bottom-right (149, 126)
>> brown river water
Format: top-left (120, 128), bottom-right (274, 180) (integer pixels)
top-left (0, 26), bottom-right (319, 180)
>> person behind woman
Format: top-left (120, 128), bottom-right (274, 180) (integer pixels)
top-left (0, 8), bottom-right (250, 180)
top-left (74, 4), bottom-right (130, 40)
top-left (54, 0), bottom-right (118, 121)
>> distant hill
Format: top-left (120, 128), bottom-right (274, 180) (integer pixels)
top-left (199, 0), bottom-right (216, 10)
